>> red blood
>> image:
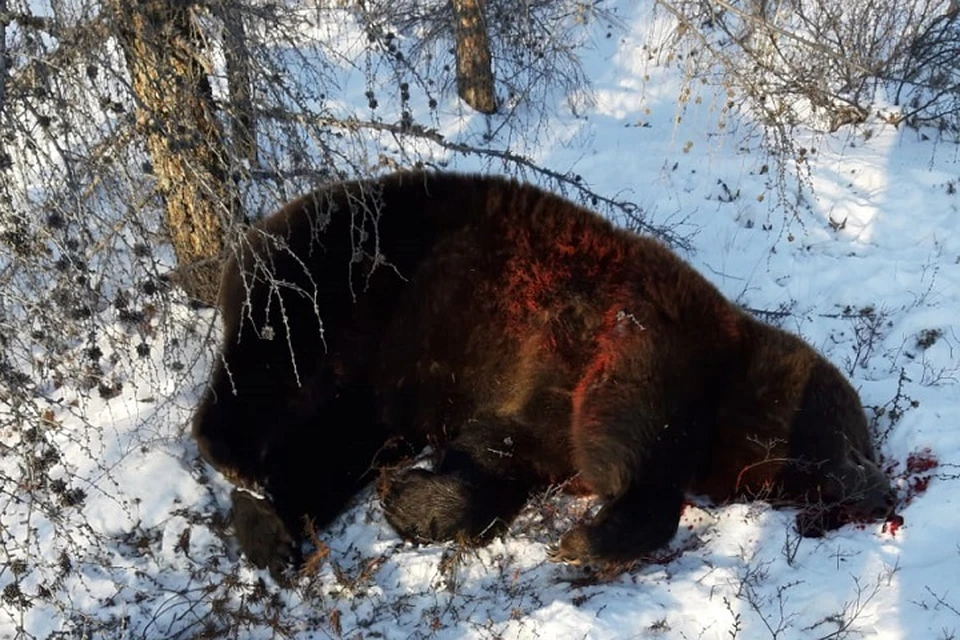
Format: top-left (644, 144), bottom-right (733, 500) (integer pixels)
top-left (897, 448), bottom-right (939, 506)
top-left (906, 448), bottom-right (939, 474)
top-left (882, 514), bottom-right (905, 537)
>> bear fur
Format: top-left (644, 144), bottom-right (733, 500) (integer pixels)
top-left (192, 171), bottom-right (894, 569)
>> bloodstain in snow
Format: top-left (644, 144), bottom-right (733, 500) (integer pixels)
top-left (881, 447), bottom-right (939, 537)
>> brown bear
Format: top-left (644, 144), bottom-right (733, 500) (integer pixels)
top-left (191, 171), bottom-right (894, 570)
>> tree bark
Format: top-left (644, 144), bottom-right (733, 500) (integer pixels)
top-left (0, 0), bottom-right (9, 115)
top-left (451, 0), bottom-right (496, 114)
top-left (216, 2), bottom-right (258, 163)
top-left (110, 0), bottom-right (242, 304)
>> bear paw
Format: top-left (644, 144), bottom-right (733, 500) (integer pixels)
top-left (547, 526), bottom-right (603, 566)
top-left (381, 469), bottom-right (481, 542)
top-left (230, 488), bottom-right (296, 575)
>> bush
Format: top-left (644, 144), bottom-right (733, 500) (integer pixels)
top-left (656, 0), bottom-right (960, 135)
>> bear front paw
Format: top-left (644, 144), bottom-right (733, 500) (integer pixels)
top-left (380, 469), bottom-right (480, 542)
top-left (230, 488), bottom-right (296, 575)
top-left (547, 526), bottom-right (603, 566)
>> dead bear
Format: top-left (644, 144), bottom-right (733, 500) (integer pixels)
top-left (191, 171), bottom-right (895, 569)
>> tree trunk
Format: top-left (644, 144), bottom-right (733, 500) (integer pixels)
top-left (217, 2), bottom-right (258, 163)
top-left (0, 0), bottom-right (8, 113)
top-left (110, 0), bottom-right (242, 304)
top-left (451, 0), bottom-right (496, 114)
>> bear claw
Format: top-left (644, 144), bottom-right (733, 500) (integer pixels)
top-left (546, 527), bottom-right (597, 566)
top-left (546, 543), bottom-right (583, 566)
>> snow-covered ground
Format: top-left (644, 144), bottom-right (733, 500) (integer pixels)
top-left (2, 2), bottom-right (960, 638)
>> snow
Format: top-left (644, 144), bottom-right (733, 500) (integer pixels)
top-left (3, 1), bottom-right (960, 638)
